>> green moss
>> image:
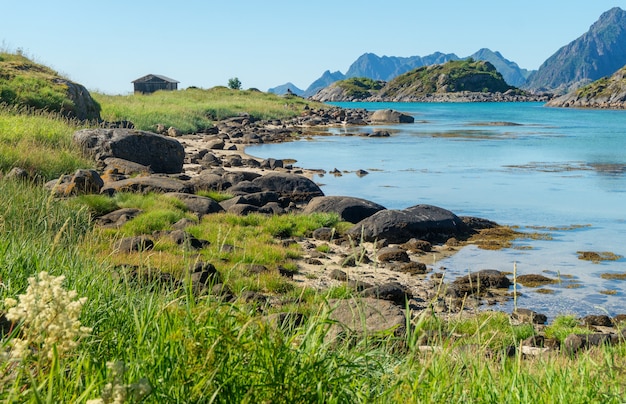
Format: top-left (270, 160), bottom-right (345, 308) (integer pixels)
top-left (336, 77), bottom-right (384, 98)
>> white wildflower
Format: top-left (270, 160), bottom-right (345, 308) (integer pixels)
top-left (3, 271), bottom-right (91, 361)
top-left (94, 361), bottom-right (151, 403)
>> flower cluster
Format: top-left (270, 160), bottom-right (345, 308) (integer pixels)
top-left (87, 361), bottom-right (152, 404)
top-left (3, 271), bottom-right (91, 361)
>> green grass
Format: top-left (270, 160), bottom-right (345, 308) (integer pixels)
top-left (93, 86), bottom-right (319, 133)
top-left (2, 73), bottom-right (626, 401)
top-left (0, 52), bottom-right (100, 120)
top-left (337, 77), bottom-right (384, 98)
top-left (0, 106), bottom-right (92, 180)
top-left (3, 180), bottom-right (626, 402)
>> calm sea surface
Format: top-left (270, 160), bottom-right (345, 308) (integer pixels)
top-left (247, 102), bottom-right (626, 319)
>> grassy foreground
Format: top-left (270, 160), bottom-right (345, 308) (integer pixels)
top-left (2, 181), bottom-right (626, 403)
top-left (0, 76), bottom-right (625, 401)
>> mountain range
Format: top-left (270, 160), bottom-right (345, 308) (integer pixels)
top-left (269, 49), bottom-right (529, 98)
top-left (526, 7), bottom-right (626, 94)
top-left (269, 7), bottom-right (626, 98)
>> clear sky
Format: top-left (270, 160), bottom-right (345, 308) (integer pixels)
top-left (2, 1), bottom-right (624, 94)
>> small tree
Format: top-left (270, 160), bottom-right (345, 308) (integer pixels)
top-left (228, 77), bottom-right (242, 90)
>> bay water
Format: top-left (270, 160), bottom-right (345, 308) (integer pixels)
top-left (247, 102), bottom-right (626, 319)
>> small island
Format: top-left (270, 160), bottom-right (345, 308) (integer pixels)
top-left (310, 59), bottom-right (551, 103)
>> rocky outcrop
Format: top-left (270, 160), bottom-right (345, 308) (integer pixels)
top-left (57, 79), bottom-right (101, 121)
top-left (346, 204), bottom-right (472, 244)
top-left (302, 196), bottom-right (386, 223)
top-left (72, 128), bottom-right (185, 174)
top-left (546, 65), bottom-right (626, 109)
top-left (370, 109), bottom-right (415, 124)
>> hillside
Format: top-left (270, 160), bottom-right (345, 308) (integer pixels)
top-left (0, 52), bottom-right (100, 120)
top-left (546, 64), bottom-right (626, 109)
top-left (311, 59), bottom-right (527, 102)
top-left (272, 49), bottom-right (531, 97)
top-left (525, 7), bottom-right (626, 94)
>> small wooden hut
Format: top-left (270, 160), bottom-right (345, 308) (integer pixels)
top-left (132, 74), bottom-right (179, 94)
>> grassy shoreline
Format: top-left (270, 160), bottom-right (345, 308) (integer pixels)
top-left (1, 80), bottom-right (626, 401)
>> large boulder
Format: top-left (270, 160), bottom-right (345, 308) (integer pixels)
top-left (101, 176), bottom-right (194, 195)
top-left (251, 172), bottom-right (323, 202)
top-left (164, 193), bottom-right (224, 216)
top-left (61, 80), bottom-right (101, 121)
top-left (72, 128), bottom-right (185, 174)
top-left (347, 204), bottom-right (472, 244)
top-left (450, 269), bottom-right (511, 297)
top-left (326, 298), bottom-right (406, 341)
top-left (302, 196), bottom-right (386, 223)
top-left (369, 109), bottom-right (414, 124)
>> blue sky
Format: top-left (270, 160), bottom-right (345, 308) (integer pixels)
top-left (2, 1), bottom-right (624, 94)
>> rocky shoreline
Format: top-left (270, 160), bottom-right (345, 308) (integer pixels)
top-left (26, 105), bottom-right (626, 354)
top-left (310, 89), bottom-right (553, 103)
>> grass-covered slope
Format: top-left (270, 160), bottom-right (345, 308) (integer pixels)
top-left (379, 59), bottom-right (514, 99)
top-left (311, 59), bottom-right (519, 102)
top-left (0, 52), bottom-right (100, 120)
top-left (547, 64), bottom-right (626, 108)
top-left (94, 87), bottom-right (316, 133)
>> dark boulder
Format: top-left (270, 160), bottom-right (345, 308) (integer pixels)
top-left (72, 128), bottom-right (185, 174)
top-left (582, 315), bottom-right (613, 327)
top-left (227, 204), bottom-right (260, 215)
top-left (361, 282), bottom-right (413, 305)
top-left (326, 298), bottom-right (406, 340)
top-left (188, 261), bottom-right (222, 293)
top-left (227, 181), bottom-right (263, 195)
top-left (251, 172), bottom-right (324, 203)
top-left (451, 270), bottom-right (511, 297)
top-left (101, 176), bottom-right (194, 195)
top-left (191, 171), bottom-right (231, 192)
top-left (347, 204), bottom-right (471, 244)
top-left (46, 169), bottom-right (104, 196)
top-left (511, 308), bottom-right (548, 325)
top-left (164, 192), bottom-right (224, 217)
top-left (302, 196), bottom-right (386, 224)
top-left (114, 236), bottom-right (154, 253)
top-left (164, 230), bottom-right (210, 250)
top-left (376, 246), bottom-right (410, 263)
top-left (95, 208), bottom-right (142, 228)
top-left (101, 157), bottom-right (153, 176)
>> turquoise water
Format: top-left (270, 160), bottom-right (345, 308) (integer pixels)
top-left (247, 102), bottom-right (626, 319)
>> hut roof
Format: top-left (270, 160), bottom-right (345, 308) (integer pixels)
top-left (132, 74), bottom-right (179, 84)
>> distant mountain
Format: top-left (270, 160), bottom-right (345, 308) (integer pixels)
top-left (267, 82), bottom-right (303, 96)
top-left (469, 49), bottom-right (531, 87)
top-left (546, 64), bottom-right (626, 108)
top-left (302, 70), bottom-right (346, 98)
top-left (344, 52), bottom-right (460, 81)
top-left (525, 7), bottom-right (626, 94)
top-left (289, 49), bottom-right (531, 98)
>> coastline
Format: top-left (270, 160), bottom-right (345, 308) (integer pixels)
top-left (177, 117), bottom-right (514, 318)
